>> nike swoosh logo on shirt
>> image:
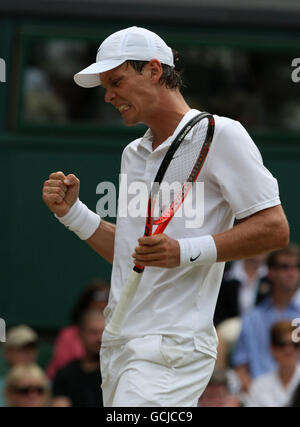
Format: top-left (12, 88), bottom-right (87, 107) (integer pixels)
top-left (190, 252), bottom-right (201, 262)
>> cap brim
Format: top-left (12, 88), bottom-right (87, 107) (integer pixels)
top-left (74, 59), bottom-right (126, 88)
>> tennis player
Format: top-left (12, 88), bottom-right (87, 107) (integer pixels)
top-left (42, 26), bottom-right (289, 406)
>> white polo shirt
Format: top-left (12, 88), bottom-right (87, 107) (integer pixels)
top-left (102, 109), bottom-right (280, 359)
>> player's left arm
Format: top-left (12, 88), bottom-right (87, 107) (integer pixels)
top-left (213, 204), bottom-right (289, 262)
top-left (133, 204), bottom-right (289, 267)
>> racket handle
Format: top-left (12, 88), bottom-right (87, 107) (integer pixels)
top-left (105, 270), bottom-right (142, 335)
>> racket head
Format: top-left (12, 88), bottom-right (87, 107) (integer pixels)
top-left (135, 113), bottom-right (214, 272)
top-left (149, 113), bottom-right (215, 233)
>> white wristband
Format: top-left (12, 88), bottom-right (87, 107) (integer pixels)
top-left (55, 199), bottom-right (100, 240)
top-left (178, 235), bottom-right (217, 266)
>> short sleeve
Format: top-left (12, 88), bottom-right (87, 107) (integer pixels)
top-left (208, 120), bottom-right (280, 219)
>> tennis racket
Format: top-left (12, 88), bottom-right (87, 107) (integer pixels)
top-left (106, 112), bottom-right (215, 335)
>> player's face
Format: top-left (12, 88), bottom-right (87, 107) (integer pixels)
top-left (100, 61), bottom-right (160, 126)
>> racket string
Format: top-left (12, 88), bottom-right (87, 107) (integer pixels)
top-left (151, 118), bottom-right (210, 222)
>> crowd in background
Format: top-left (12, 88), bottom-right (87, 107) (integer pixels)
top-left (0, 280), bottom-right (109, 407)
top-left (208, 243), bottom-right (300, 407)
top-left (0, 246), bottom-right (300, 407)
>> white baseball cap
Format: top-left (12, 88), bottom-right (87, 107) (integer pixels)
top-left (74, 26), bottom-right (174, 88)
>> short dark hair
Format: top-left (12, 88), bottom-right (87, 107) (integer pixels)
top-left (266, 244), bottom-right (300, 269)
top-left (126, 49), bottom-right (184, 90)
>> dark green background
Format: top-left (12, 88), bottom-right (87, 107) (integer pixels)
top-left (0, 16), bottom-right (299, 331)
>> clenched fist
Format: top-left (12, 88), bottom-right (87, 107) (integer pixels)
top-left (42, 171), bottom-right (80, 217)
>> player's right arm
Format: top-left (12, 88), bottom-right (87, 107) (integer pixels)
top-left (42, 171), bottom-right (115, 264)
top-left (85, 219), bottom-right (115, 264)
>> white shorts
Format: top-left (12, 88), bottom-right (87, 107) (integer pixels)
top-left (100, 334), bottom-right (215, 407)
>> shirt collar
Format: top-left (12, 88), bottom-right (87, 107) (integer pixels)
top-left (138, 109), bottom-right (202, 153)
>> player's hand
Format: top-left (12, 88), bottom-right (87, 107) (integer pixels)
top-left (42, 171), bottom-right (80, 217)
top-left (132, 234), bottom-right (180, 268)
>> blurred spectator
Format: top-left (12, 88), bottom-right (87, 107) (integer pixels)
top-left (232, 245), bottom-right (300, 392)
top-left (4, 364), bottom-right (50, 407)
top-left (51, 309), bottom-right (105, 407)
top-left (245, 321), bottom-right (300, 407)
top-left (47, 279), bottom-right (109, 379)
top-left (215, 317), bottom-right (242, 394)
top-left (0, 325), bottom-right (39, 406)
top-left (216, 317), bottom-right (241, 369)
top-left (198, 367), bottom-right (241, 407)
top-left (24, 67), bottom-right (67, 123)
top-left (214, 255), bottom-right (269, 325)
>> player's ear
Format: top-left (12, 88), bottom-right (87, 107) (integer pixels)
top-left (148, 59), bottom-right (163, 84)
